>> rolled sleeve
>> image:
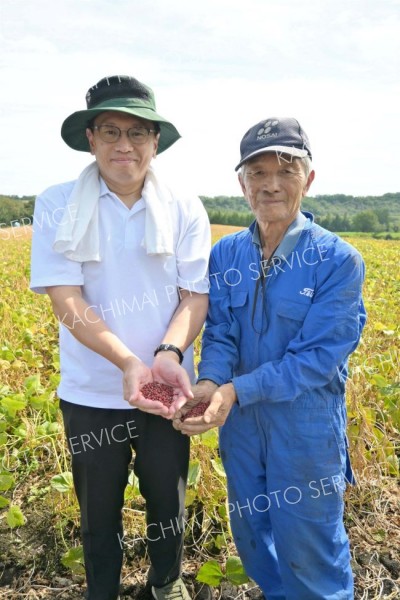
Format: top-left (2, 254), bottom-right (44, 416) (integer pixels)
top-left (30, 186), bottom-right (84, 294)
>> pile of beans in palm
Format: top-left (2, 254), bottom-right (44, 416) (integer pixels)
top-left (141, 382), bottom-right (174, 407)
top-left (183, 402), bottom-right (209, 420)
top-left (141, 382), bottom-right (209, 420)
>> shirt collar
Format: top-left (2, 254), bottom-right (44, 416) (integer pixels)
top-left (252, 211), bottom-right (313, 258)
top-left (98, 177), bottom-right (145, 213)
top-left (99, 177), bottom-right (113, 198)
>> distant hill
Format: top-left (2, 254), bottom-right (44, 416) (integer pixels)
top-left (0, 195), bottom-right (35, 227)
top-left (200, 192), bottom-right (400, 217)
top-left (1, 195), bottom-right (36, 203)
top-left (200, 192), bottom-right (400, 232)
top-left (1, 192), bottom-right (399, 234)
top-left (302, 192), bottom-right (400, 220)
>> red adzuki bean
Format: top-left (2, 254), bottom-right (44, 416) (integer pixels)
top-left (141, 383), bottom-right (209, 421)
top-left (141, 382), bottom-right (174, 406)
top-left (181, 402), bottom-right (209, 421)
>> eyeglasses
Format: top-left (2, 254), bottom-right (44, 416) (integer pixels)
top-left (92, 124), bottom-right (157, 144)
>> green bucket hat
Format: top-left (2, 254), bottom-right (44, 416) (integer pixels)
top-left (61, 75), bottom-right (181, 154)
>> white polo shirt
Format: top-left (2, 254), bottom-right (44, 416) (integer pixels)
top-left (30, 176), bottom-right (210, 409)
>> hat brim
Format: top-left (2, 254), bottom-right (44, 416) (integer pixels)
top-left (61, 106), bottom-right (181, 154)
top-left (235, 146), bottom-right (309, 171)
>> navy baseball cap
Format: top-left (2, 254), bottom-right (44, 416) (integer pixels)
top-left (235, 117), bottom-right (312, 171)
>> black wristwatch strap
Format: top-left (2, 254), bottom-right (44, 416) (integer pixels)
top-left (154, 343), bottom-right (184, 364)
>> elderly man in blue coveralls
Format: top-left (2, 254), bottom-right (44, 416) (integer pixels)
top-left (174, 118), bottom-right (366, 599)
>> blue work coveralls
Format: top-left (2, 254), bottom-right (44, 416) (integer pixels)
top-left (198, 212), bottom-right (366, 600)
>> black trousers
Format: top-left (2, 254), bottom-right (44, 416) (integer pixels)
top-left (60, 400), bottom-right (190, 600)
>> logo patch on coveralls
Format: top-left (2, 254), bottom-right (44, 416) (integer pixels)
top-left (299, 288), bottom-right (314, 298)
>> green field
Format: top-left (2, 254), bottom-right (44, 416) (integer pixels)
top-left (0, 226), bottom-right (399, 599)
top-left (337, 231), bottom-right (400, 240)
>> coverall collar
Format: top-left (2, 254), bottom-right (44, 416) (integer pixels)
top-left (251, 211), bottom-right (313, 259)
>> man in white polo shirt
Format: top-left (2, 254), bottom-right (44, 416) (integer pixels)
top-left (30, 75), bottom-right (210, 600)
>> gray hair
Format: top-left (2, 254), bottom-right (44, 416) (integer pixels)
top-left (300, 156), bottom-right (312, 177)
top-left (240, 154), bottom-right (312, 178)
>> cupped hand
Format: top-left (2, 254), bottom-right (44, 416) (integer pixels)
top-left (173, 379), bottom-right (218, 423)
top-left (173, 383), bottom-right (237, 435)
top-left (123, 356), bottom-right (170, 417)
top-left (151, 352), bottom-right (194, 417)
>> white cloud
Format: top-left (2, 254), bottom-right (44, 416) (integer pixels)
top-left (0, 0), bottom-right (399, 197)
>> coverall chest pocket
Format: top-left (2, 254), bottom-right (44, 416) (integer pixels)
top-left (229, 290), bottom-right (249, 314)
top-left (229, 290), bottom-right (250, 333)
top-left (275, 299), bottom-right (311, 338)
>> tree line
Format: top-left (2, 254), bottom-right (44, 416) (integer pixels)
top-left (204, 207), bottom-right (395, 233)
top-left (201, 193), bottom-right (399, 233)
top-left (0, 196), bottom-right (35, 227)
top-left (1, 193), bottom-right (399, 234)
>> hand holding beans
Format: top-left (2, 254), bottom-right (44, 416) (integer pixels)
top-left (141, 382), bottom-right (209, 420)
top-left (173, 383), bottom-right (238, 435)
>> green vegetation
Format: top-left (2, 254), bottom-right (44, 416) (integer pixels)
top-left (0, 227), bottom-right (399, 598)
top-left (200, 192), bottom-right (400, 232)
top-left (338, 231), bottom-right (400, 240)
top-left (1, 192), bottom-right (399, 234)
top-left (0, 195), bottom-right (35, 228)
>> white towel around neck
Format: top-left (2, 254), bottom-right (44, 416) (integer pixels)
top-left (53, 162), bottom-right (174, 262)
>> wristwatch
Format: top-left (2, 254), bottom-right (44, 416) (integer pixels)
top-left (154, 343), bottom-right (184, 364)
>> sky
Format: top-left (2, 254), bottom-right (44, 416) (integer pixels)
top-left (1, 0), bottom-right (399, 199)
